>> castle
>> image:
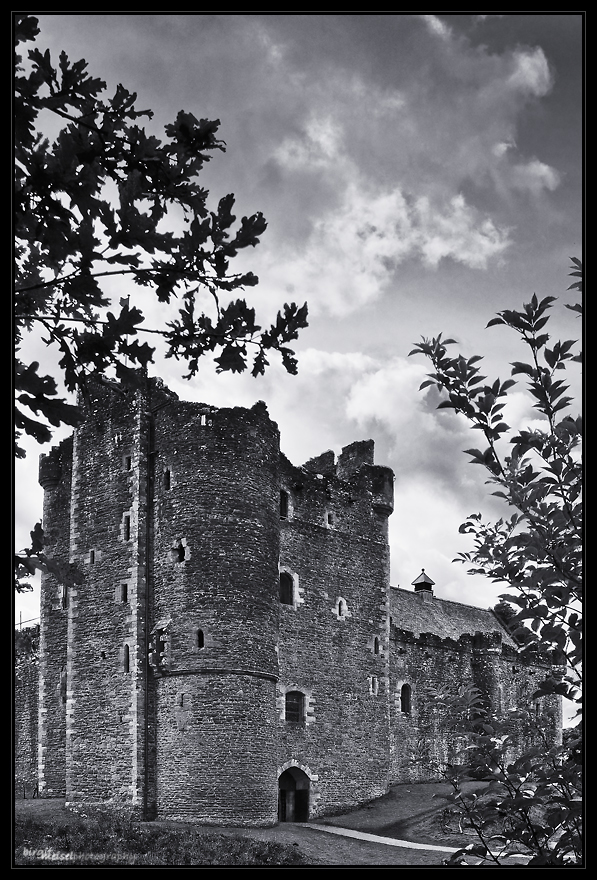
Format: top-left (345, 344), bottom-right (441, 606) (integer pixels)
top-left (28, 375), bottom-right (562, 824)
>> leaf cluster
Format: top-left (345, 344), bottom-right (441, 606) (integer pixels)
top-left (14, 15), bottom-right (308, 457)
top-left (423, 685), bottom-right (582, 865)
top-left (411, 261), bottom-right (583, 866)
top-left (409, 261), bottom-right (582, 694)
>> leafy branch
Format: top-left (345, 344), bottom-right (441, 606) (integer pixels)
top-left (14, 14), bottom-right (309, 461)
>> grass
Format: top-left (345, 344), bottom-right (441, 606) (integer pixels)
top-left (14, 809), bottom-right (311, 867)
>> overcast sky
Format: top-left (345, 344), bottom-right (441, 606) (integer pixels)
top-left (15, 14), bottom-right (583, 632)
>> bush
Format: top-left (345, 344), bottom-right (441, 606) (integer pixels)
top-left (14, 811), bottom-right (311, 866)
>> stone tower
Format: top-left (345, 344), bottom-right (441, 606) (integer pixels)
top-left (38, 377), bottom-right (282, 824)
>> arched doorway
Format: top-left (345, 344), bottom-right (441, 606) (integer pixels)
top-left (278, 767), bottom-right (310, 822)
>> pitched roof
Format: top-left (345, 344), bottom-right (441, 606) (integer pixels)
top-left (390, 586), bottom-right (517, 647)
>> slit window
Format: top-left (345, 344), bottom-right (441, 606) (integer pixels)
top-left (374, 636), bottom-right (380, 655)
top-left (400, 683), bottom-right (412, 714)
top-left (280, 572), bottom-right (294, 605)
top-left (120, 583), bottom-right (128, 603)
top-left (124, 515), bottom-right (131, 541)
top-left (280, 490), bottom-right (289, 519)
top-left (196, 629), bottom-right (204, 650)
top-left (89, 549), bottom-right (95, 564)
top-left (285, 691), bottom-right (305, 724)
top-left (164, 469), bottom-right (171, 491)
top-left (125, 456), bottom-right (132, 471)
top-left (123, 644), bottom-right (130, 673)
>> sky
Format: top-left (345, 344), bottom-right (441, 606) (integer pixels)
top-left (15, 14), bottom-right (583, 637)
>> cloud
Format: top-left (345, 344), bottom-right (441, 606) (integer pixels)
top-left (252, 180), bottom-right (511, 318)
top-left (421, 14), bottom-right (452, 40)
top-left (510, 159), bottom-right (561, 194)
top-left (507, 47), bottom-right (552, 97)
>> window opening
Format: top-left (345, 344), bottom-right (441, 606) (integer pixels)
top-left (164, 469), bottom-right (171, 490)
top-left (370, 675), bottom-right (379, 695)
top-left (196, 629), bottom-right (204, 650)
top-left (400, 683), bottom-right (412, 714)
top-left (123, 644), bottom-right (130, 673)
top-left (125, 456), bottom-right (132, 471)
top-left (124, 515), bottom-right (131, 541)
top-left (374, 636), bottom-right (380, 655)
top-left (337, 598), bottom-right (346, 618)
top-left (285, 691), bottom-right (305, 724)
top-left (89, 549), bottom-right (95, 564)
top-left (121, 583), bottom-right (128, 603)
top-left (279, 572), bottom-right (294, 605)
top-left (327, 511), bottom-right (334, 527)
top-left (175, 541), bottom-right (185, 562)
top-left (149, 629), bottom-right (168, 671)
top-left (280, 490), bottom-right (289, 519)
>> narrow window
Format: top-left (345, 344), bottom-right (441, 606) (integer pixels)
top-left (280, 490), bottom-right (289, 519)
top-left (370, 675), bottom-right (379, 696)
top-left (164, 469), bottom-right (171, 491)
top-left (124, 515), bottom-right (131, 541)
top-left (337, 598), bottom-right (346, 618)
top-left (123, 644), bottom-right (130, 673)
top-left (373, 636), bottom-right (380, 655)
top-left (327, 511), bottom-right (334, 527)
top-left (89, 549), bottom-right (95, 564)
top-left (175, 541), bottom-right (185, 562)
top-left (196, 629), bottom-right (204, 650)
top-left (280, 572), bottom-right (294, 605)
top-left (125, 456), bottom-right (132, 471)
top-left (285, 691), bottom-right (305, 724)
top-left (61, 583), bottom-right (68, 609)
top-left (150, 630), bottom-right (167, 670)
top-left (401, 683), bottom-right (412, 714)
top-left (120, 583), bottom-right (128, 603)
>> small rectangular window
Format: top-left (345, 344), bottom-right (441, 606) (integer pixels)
top-left (280, 572), bottom-right (294, 605)
top-left (124, 515), bottom-right (131, 541)
top-left (280, 491), bottom-right (289, 519)
top-left (121, 583), bottom-right (128, 603)
top-left (285, 691), bottom-right (304, 724)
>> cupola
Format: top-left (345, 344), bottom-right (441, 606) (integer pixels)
top-left (411, 569), bottom-right (435, 595)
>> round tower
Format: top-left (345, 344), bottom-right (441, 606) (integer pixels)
top-left (150, 398), bottom-right (281, 824)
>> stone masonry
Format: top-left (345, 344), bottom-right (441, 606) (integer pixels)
top-left (30, 374), bottom-right (562, 824)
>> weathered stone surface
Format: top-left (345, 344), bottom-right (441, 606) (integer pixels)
top-left (21, 375), bottom-right (561, 825)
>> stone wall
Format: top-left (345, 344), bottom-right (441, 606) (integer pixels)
top-left (389, 622), bottom-right (563, 783)
top-left (278, 444), bottom-right (394, 817)
top-left (15, 640), bottom-right (39, 798)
